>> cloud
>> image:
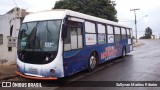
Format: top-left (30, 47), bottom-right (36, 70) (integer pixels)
top-left (25, 0), bottom-right (58, 12)
top-left (0, 0), bottom-right (58, 14)
top-left (115, 0), bottom-right (160, 38)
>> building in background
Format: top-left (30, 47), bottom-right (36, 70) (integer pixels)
top-left (151, 35), bottom-right (155, 39)
top-left (0, 7), bottom-right (28, 63)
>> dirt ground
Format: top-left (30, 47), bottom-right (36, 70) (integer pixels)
top-left (0, 61), bottom-right (17, 79)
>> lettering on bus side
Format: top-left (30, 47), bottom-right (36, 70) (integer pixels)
top-left (101, 43), bottom-right (120, 60)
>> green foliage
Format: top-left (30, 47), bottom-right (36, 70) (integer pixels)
top-left (53, 0), bottom-right (118, 22)
top-left (140, 27), bottom-right (152, 39)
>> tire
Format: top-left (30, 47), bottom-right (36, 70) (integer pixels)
top-left (88, 52), bottom-right (98, 71)
top-left (121, 47), bottom-right (126, 58)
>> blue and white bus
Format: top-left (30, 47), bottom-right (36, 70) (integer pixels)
top-left (16, 9), bottom-right (133, 80)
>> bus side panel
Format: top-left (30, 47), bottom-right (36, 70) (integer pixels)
top-left (63, 39), bottom-right (131, 76)
top-left (63, 48), bottom-right (89, 76)
top-left (97, 42), bottom-right (121, 64)
top-left (63, 44), bottom-right (109, 76)
top-left (62, 43), bottom-right (116, 76)
top-left (98, 39), bottom-right (130, 64)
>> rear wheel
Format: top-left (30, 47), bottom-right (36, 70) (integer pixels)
top-left (88, 52), bottom-right (98, 71)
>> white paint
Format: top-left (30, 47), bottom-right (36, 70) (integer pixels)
top-left (85, 34), bottom-right (97, 45)
top-left (23, 10), bottom-right (65, 22)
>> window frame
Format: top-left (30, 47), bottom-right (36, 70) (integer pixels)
top-left (97, 23), bottom-right (106, 44)
top-left (114, 26), bottom-right (121, 42)
top-left (126, 28), bottom-right (131, 39)
top-left (85, 21), bottom-right (97, 45)
top-left (0, 34), bottom-right (3, 45)
top-left (64, 20), bottom-right (84, 51)
top-left (121, 27), bottom-right (127, 39)
top-left (107, 25), bottom-right (115, 44)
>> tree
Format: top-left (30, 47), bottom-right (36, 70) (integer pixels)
top-left (144, 27), bottom-right (152, 39)
top-left (139, 27), bottom-right (152, 39)
top-left (53, 0), bottom-right (118, 22)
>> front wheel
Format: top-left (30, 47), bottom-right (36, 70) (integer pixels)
top-left (88, 52), bottom-right (98, 71)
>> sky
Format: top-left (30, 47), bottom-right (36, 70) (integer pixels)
top-left (0, 0), bottom-right (160, 38)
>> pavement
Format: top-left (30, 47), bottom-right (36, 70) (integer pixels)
top-left (0, 41), bottom-right (144, 80)
top-left (133, 41), bottom-right (144, 47)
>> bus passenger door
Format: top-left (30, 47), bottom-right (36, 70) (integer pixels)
top-left (63, 21), bottom-right (83, 51)
top-left (63, 20), bottom-right (84, 75)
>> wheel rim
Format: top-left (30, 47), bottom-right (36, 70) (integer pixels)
top-left (90, 56), bottom-right (96, 69)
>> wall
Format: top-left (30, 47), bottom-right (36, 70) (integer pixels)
top-left (0, 7), bottom-right (25, 64)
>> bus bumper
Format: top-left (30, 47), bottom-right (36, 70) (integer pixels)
top-left (15, 71), bottom-right (58, 80)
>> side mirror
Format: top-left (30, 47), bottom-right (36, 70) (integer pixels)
top-left (62, 24), bottom-right (68, 39)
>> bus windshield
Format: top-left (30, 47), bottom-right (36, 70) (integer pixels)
top-left (18, 20), bottom-right (61, 52)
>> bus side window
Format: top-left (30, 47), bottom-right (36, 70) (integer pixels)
top-left (114, 27), bottom-right (121, 42)
top-left (121, 28), bottom-right (126, 39)
top-left (130, 29), bottom-right (133, 38)
top-left (85, 21), bottom-right (97, 45)
top-left (64, 21), bottom-right (83, 51)
top-left (64, 27), bottom-right (71, 51)
top-left (77, 28), bottom-right (83, 48)
top-left (107, 25), bottom-right (114, 43)
top-left (127, 28), bottom-right (132, 45)
top-left (127, 29), bottom-right (131, 38)
top-left (97, 24), bottom-right (106, 44)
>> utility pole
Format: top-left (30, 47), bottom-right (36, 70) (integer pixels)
top-left (130, 8), bottom-right (140, 43)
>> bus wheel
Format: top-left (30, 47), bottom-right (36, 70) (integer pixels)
top-left (88, 52), bottom-right (98, 71)
top-left (122, 47), bottom-right (126, 58)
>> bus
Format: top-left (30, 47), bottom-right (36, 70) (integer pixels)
top-left (16, 9), bottom-right (133, 80)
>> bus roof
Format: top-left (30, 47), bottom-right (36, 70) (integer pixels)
top-left (23, 9), bottom-right (131, 28)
